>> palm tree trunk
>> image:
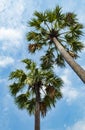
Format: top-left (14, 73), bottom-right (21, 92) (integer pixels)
top-left (53, 37), bottom-right (85, 83)
top-left (35, 86), bottom-right (40, 130)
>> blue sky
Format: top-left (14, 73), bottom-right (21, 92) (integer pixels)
top-left (0, 0), bottom-right (85, 130)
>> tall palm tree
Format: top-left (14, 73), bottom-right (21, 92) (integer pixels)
top-left (27, 6), bottom-right (85, 83)
top-left (9, 58), bottom-right (63, 130)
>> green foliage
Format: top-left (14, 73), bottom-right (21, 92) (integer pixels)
top-left (55, 54), bottom-right (65, 67)
top-left (27, 31), bottom-right (42, 41)
top-left (26, 5), bottom-right (84, 69)
top-left (22, 58), bottom-right (36, 70)
top-left (9, 58), bottom-right (63, 117)
top-left (22, 59), bottom-right (31, 66)
top-left (9, 82), bottom-right (24, 96)
top-left (29, 18), bottom-right (41, 30)
top-left (41, 48), bottom-right (55, 70)
top-left (26, 98), bottom-right (36, 115)
top-left (64, 12), bottom-right (77, 26)
top-left (15, 94), bottom-right (28, 109)
top-left (70, 23), bottom-right (83, 38)
top-left (9, 69), bottom-right (26, 80)
top-left (34, 11), bottom-right (46, 22)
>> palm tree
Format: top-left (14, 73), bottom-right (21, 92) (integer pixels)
top-left (9, 58), bottom-right (63, 130)
top-left (26, 6), bottom-right (85, 83)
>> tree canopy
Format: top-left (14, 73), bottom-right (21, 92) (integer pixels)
top-left (9, 58), bottom-right (63, 117)
top-left (27, 6), bottom-right (84, 69)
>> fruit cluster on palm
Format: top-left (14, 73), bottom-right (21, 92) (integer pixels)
top-left (27, 6), bottom-right (85, 83)
top-left (9, 58), bottom-right (63, 130)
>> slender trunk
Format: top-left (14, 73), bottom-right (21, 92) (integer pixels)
top-left (53, 37), bottom-right (85, 83)
top-left (35, 85), bottom-right (40, 130)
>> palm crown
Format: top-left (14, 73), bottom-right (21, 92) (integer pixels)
top-left (27, 6), bottom-right (84, 69)
top-left (9, 58), bottom-right (63, 117)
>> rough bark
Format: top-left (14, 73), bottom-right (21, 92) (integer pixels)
top-left (35, 85), bottom-right (40, 130)
top-left (53, 37), bottom-right (85, 83)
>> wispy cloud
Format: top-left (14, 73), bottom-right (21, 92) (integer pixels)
top-left (0, 78), bottom-right (7, 83)
top-left (0, 27), bottom-right (23, 41)
top-left (0, 56), bottom-right (14, 67)
top-left (62, 86), bottom-right (79, 104)
top-left (0, 0), bottom-right (24, 27)
top-left (0, 0), bottom-right (41, 27)
top-left (67, 120), bottom-right (85, 130)
top-left (0, 93), bottom-right (11, 130)
top-left (0, 27), bottom-right (24, 53)
top-left (0, 0), bottom-right (8, 12)
top-left (61, 68), bottom-right (82, 104)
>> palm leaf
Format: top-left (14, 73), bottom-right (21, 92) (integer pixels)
top-left (55, 54), bottom-right (65, 67)
top-left (41, 48), bottom-right (55, 69)
top-left (29, 18), bottom-right (41, 30)
top-left (22, 59), bottom-right (36, 71)
top-left (9, 69), bottom-right (26, 80)
top-left (64, 12), bottom-right (77, 26)
top-left (15, 94), bottom-right (28, 109)
top-left (9, 82), bottom-right (24, 96)
top-left (70, 41), bottom-right (84, 52)
top-left (70, 23), bottom-right (83, 38)
top-left (34, 11), bottom-right (46, 22)
top-left (26, 98), bottom-right (36, 115)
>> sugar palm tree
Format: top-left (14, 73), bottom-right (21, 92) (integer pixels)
top-left (9, 58), bottom-right (63, 130)
top-left (27, 5), bottom-right (85, 83)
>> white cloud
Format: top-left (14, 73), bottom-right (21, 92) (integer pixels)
top-left (0, 27), bottom-right (22, 41)
top-left (14, 0), bottom-right (25, 16)
top-left (0, 27), bottom-right (25, 53)
top-left (0, 0), bottom-right (41, 27)
top-left (67, 120), bottom-right (85, 130)
top-left (0, 0), bottom-right (7, 12)
top-left (54, 67), bottom-right (80, 104)
top-left (61, 68), bottom-right (72, 86)
top-left (61, 68), bottom-right (79, 104)
top-left (0, 0), bottom-right (24, 26)
top-left (61, 67), bottom-right (85, 105)
top-left (0, 56), bottom-right (14, 67)
top-left (0, 78), bottom-right (6, 83)
top-left (62, 86), bottom-right (79, 104)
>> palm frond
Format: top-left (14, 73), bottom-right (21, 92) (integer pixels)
top-left (34, 11), bottom-right (46, 22)
top-left (70, 23), bottom-right (83, 38)
top-left (64, 12), bottom-right (77, 26)
top-left (42, 70), bottom-right (55, 81)
top-left (29, 18), bottom-right (41, 29)
top-left (70, 41), bottom-right (84, 52)
top-left (45, 10), bottom-right (56, 23)
top-left (22, 58), bottom-right (31, 68)
top-left (15, 94), bottom-right (28, 109)
top-left (22, 59), bottom-right (36, 70)
top-left (51, 77), bottom-right (63, 88)
top-left (41, 48), bottom-right (55, 70)
top-left (55, 54), bottom-right (65, 67)
top-left (9, 69), bottom-right (26, 82)
top-left (26, 98), bottom-right (36, 115)
top-left (9, 82), bottom-right (24, 96)
top-left (27, 31), bottom-right (42, 41)
top-left (53, 6), bottom-right (63, 21)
